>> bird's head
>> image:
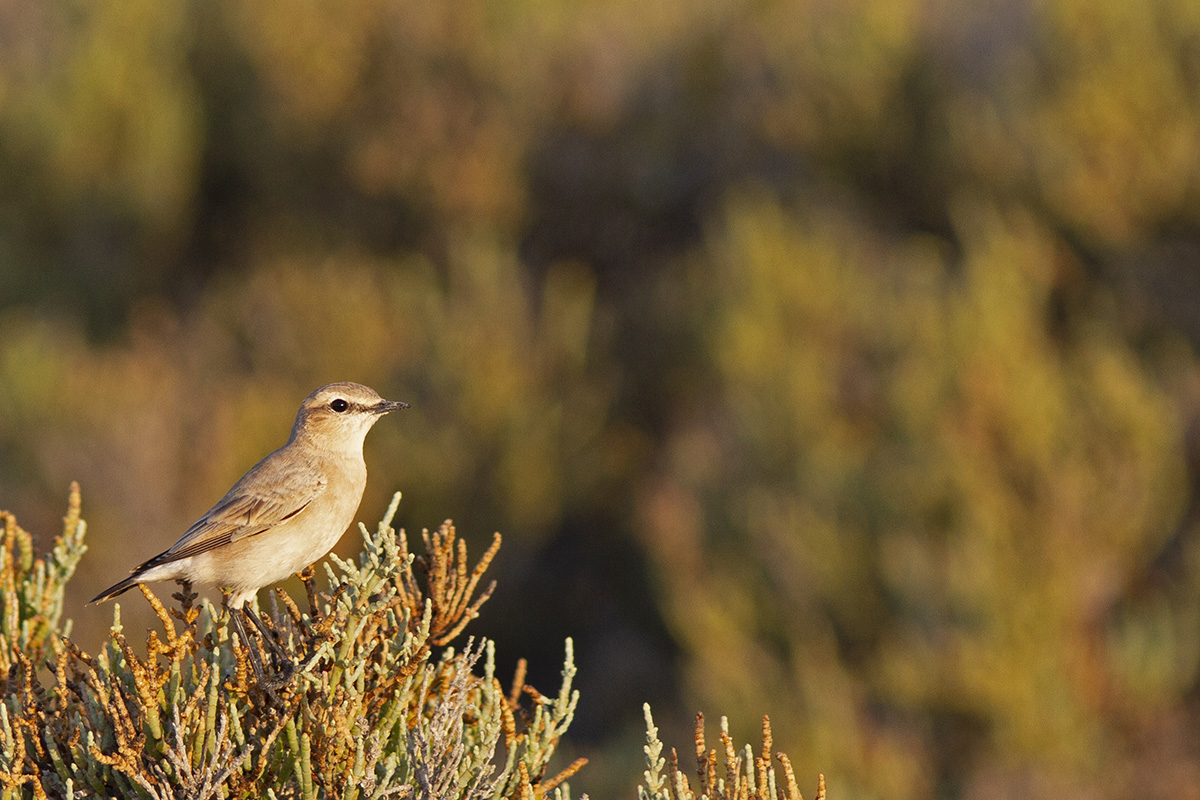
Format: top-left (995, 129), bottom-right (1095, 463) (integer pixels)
top-left (291, 382), bottom-right (408, 451)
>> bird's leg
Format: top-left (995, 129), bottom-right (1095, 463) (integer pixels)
top-left (228, 606), bottom-right (278, 695)
top-left (242, 604), bottom-right (296, 683)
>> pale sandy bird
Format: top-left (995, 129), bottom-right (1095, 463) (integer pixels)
top-left (90, 382), bottom-right (407, 684)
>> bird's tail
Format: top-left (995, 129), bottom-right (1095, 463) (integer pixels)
top-left (88, 574), bottom-right (144, 605)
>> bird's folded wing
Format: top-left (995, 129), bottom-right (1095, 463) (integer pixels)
top-left (158, 472), bottom-right (328, 563)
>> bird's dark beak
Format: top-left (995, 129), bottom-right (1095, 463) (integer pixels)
top-left (373, 400), bottom-right (410, 415)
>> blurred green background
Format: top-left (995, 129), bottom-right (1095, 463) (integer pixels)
top-left (3, 0), bottom-right (1200, 797)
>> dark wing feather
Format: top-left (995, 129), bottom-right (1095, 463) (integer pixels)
top-left (155, 449), bottom-right (327, 564)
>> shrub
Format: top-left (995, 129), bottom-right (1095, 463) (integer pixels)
top-left (0, 485), bottom-right (583, 800)
top-left (0, 485), bottom-right (820, 800)
top-left (637, 705), bottom-right (824, 800)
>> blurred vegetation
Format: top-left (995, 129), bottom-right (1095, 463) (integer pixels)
top-left (3, 0), bottom-right (1200, 797)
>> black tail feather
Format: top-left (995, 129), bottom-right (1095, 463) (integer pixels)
top-left (88, 550), bottom-right (175, 605)
top-left (88, 574), bottom-right (144, 605)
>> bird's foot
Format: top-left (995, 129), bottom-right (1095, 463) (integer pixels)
top-left (263, 657), bottom-right (296, 690)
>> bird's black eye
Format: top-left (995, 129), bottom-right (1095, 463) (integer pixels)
top-left (330, 398), bottom-right (350, 413)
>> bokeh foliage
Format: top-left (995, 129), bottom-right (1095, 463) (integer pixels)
top-left (3, 0), bottom-right (1200, 797)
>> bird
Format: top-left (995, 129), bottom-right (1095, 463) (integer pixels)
top-left (90, 381), bottom-right (408, 687)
